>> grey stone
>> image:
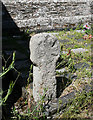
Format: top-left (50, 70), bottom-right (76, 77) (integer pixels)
top-left (2, 0), bottom-right (92, 32)
top-left (29, 33), bottom-right (60, 102)
top-left (56, 68), bottom-right (66, 73)
top-left (47, 116), bottom-right (51, 120)
top-left (74, 62), bottom-right (90, 70)
top-left (71, 48), bottom-right (88, 53)
top-left (48, 91), bottom-right (76, 116)
top-left (75, 30), bottom-right (85, 33)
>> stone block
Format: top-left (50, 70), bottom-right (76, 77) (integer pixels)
top-left (2, 0), bottom-right (92, 32)
top-left (71, 48), bottom-right (88, 53)
top-left (29, 33), bottom-right (60, 102)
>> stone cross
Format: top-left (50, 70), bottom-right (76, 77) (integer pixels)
top-left (29, 33), bottom-right (60, 102)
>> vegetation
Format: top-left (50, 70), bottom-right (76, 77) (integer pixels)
top-left (52, 23), bottom-right (93, 119)
top-left (1, 23), bottom-right (93, 119)
top-left (57, 90), bottom-right (93, 119)
top-left (0, 52), bottom-right (20, 106)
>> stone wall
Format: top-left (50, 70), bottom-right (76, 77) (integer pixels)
top-left (2, 0), bottom-right (92, 32)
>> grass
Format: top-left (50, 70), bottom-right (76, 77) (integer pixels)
top-left (57, 90), bottom-right (93, 119)
top-left (0, 52), bottom-right (20, 105)
top-left (49, 24), bottom-right (93, 119)
top-left (2, 23), bottom-right (93, 119)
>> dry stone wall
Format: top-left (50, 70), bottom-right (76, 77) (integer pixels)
top-left (2, 0), bottom-right (92, 32)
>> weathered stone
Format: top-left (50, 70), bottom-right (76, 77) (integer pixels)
top-left (47, 91), bottom-right (76, 116)
top-left (74, 62), bottom-right (90, 70)
top-left (56, 68), bottom-right (66, 73)
top-left (2, 0), bottom-right (92, 32)
top-left (75, 30), bottom-right (85, 33)
top-left (29, 33), bottom-right (60, 102)
top-left (71, 48), bottom-right (88, 53)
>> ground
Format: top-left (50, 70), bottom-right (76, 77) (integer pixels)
top-left (2, 25), bottom-right (93, 119)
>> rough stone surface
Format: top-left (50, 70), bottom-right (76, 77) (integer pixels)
top-left (44, 82), bottom-right (92, 118)
top-left (71, 48), bottom-right (88, 53)
top-left (2, 0), bottom-right (92, 32)
top-left (74, 62), bottom-right (90, 70)
top-left (46, 91), bottom-right (76, 116)
top-left (29, 33), bottom-right (60, 102)
top-left (56, 68), bottom-right (66, 73)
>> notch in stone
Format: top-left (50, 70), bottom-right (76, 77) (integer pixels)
top-left (29, 33), bottom-right (60, 102)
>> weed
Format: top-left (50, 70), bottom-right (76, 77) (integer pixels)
top-left (11, 88), bottom-right (47, 120)
top-left (0, 52), bottom-right (20, 106)
top-left (2, 23), bottom-right (92, 119)
top-left (59, 90), bottom-right (93, 119)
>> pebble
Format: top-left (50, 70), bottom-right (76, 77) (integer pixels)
top-left (47, 116), bottom-right (51, 119)
top-left (56, 68), bottom-right (66, 73)
top-left (71, 48), bottom-right (88, 53)
top-left (75, 30), bottom-right (85, 33)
